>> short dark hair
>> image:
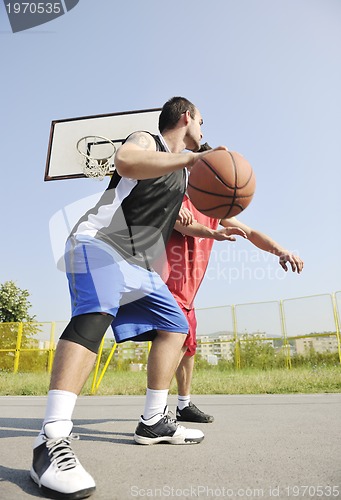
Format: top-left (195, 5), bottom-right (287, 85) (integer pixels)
top-left (197, 142), bottom-right (212, 152)
top-left (158, 96), bottom-right (196, 133)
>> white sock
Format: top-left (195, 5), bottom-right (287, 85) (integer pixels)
top-left (40, 389), bottom-right (77, 436)
top-left (142, 388), bottom-right (168, 421)
top-left (178, 395), bottom-right (191, 410)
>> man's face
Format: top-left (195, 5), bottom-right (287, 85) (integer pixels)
top-left (185, 108), bottom-right (203, 151)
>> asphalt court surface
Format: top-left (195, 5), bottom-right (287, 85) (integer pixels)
top-left (0, 394), bottom-right (340, 499)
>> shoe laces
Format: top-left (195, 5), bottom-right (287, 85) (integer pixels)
top-left (44, 434), bottom-right (80, 471)
top-left (164, 411), bottom-right (186, 431)
top-left (190, 403), bottom-right (206, 416)
top-left (165, 410), bottom-right (177, 425)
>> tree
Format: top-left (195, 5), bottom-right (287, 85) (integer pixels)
top-left (238, 335), bottom-right (285, 370)
top-left (0, 280), bottom-right (36, 323)
top-left (0, 281), bottom-right (40, 371)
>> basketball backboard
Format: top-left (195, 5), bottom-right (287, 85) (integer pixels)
top-left (44, 108), bottom-right (162, 181)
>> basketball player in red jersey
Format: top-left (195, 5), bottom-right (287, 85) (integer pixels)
top-left (160, 144), bottom-right (304, 423)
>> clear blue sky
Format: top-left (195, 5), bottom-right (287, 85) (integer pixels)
top-left (1, 0), bottom-right (341, 325)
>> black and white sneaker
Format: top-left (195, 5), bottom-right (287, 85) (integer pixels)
top-left (134, 406), bottom-right (204, 445)
top-left (176, 402), bottom-right (214, 423)
top-left (30, 421), bottom-right (96, 500)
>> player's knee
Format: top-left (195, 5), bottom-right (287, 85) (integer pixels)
top-left (60, 313), bottom-right (114, 353)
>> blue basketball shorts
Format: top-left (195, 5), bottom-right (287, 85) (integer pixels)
top-left (64, 236), bottom-right (189, 343)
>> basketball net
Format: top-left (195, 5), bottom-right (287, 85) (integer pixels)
top-left (76, 136), bottom-right (116, 180)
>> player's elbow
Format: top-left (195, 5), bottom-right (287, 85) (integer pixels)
top-left (114, 149), bottom-right (135, 178)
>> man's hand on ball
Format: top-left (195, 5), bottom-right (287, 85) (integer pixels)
top-left (177, 207), bottom-right (196, 226)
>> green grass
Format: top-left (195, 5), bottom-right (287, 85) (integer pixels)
top-left (0, 366), bottom-right (340, 396)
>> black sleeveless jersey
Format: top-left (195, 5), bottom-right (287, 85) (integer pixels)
top-left (71, 134), bottom-right (187, 268)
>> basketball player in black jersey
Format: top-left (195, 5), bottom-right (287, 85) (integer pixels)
top-left (30, 97), bottom-right (227, 499)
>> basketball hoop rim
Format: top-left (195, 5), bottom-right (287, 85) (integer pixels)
top-left (76, 135), bottom-right (117, 160)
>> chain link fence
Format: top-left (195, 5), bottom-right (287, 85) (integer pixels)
top-left (1, 293), bottom-right (340, 381)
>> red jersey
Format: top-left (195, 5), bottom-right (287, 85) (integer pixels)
top-left (160, 196), bottom-right (219, 310)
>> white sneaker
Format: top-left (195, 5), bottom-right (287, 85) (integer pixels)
top-left (30, 421), bottom-right (96, 499)
top-left (134, 406), bottom-right (204, 445)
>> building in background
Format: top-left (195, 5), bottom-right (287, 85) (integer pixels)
top-left (295, 335), bottom-right (338, 355)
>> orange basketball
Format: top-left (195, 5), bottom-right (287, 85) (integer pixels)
top-left (187, 150), bottom-right (256, 219)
